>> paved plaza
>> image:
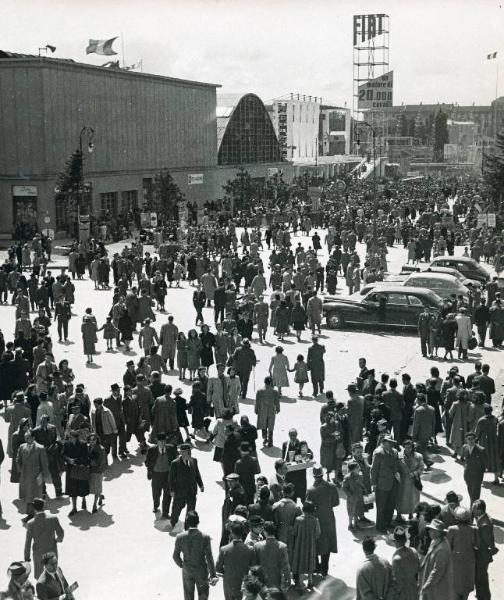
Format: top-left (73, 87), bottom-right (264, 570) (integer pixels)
top-left (1, 233), bottom-right (503, 599)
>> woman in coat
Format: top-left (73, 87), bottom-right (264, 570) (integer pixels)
top-left (447, 508), bottom-right (477, 600)
top-left (320, 413), bottom-right (338, 480)
top-left (199, 324), bottom-right (215, 369)
top-left (441, 313), bottom-right (458, 360)
top-left (418, 520), bottom-right (453, 600)
top-left (274, 300), bottom-right (291, 342)
top-left (227, 366), bottom-right (241, 415)
top-left (5, 396), bottom-right (31, 457)
top-left (291, 501), bottom-right (321, 590)
top-left (187, 329), bottom-right (202, 380)
top-left (117, 308), bottom-right (134, 351)
top-left (10, 417), bottom-right (31, 483)
top-left (88, 432), bottom-right (107, 513)
top-left (269, 346), bottom-right (290, 396)
top-left (475, 404), bottom-right (500, 483)
top-left (396, 440), bottom-right (425, 520)
top-left (290, 300), bottom-right (307, 341)
top-left (176, 332), bottom-right (188, 381)
top-left (449, 390), bottom-right (471, 459)
top-left (63, 429), bottom-right (90, 515)
top-left (455, 307), bottom-right (473, 359)
top-left (81, 314), bottom-right (98, 363)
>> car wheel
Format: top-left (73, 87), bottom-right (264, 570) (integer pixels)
top-left (326, 312), bottom-right (343, 329)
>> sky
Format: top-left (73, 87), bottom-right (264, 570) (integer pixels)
top-left (1, 0), bottom-right (504, 107)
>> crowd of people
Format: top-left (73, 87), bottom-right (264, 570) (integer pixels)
top-left (0, 172), bottom-right (502, 600)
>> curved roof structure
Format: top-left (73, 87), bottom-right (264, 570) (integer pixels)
top-left (217, 93), bottom-right (282, 165)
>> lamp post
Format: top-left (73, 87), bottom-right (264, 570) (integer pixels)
top-left (77, 127), bottom-right (95, 239)
top-left (355, 121), bottom-right (378, 252)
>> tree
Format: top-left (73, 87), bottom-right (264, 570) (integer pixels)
top-left (432, 109), bottom-right (449, 162)
top-left (414, 113), bottom-right (426, 144)
top-left (152, 169), bottom-right (184, 222)
top-left (395, 113), bottom-right (408, 137)
top-left (54, 149), bottom-right (83, 213)
top-left (222, 167), bottom-right (260, 213)
top-left (483, 130), bottom-right (504, 201)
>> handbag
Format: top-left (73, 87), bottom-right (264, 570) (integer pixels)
top-left (468, 335), bottom-right (478, 350)
top-left (363, 492), bottom-right (375, 505)
top-left (413, 472), bottom-right (423, 491)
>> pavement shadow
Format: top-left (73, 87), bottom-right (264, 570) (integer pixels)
top-left (423, 467), bottom-right (451, 484)
top-left (153, 517), bottom-right (173, 533)
top-left (260, 446), bottom-right (282, 458)
top-left (239, 397), bottom-right (255, 405)
top-left (280, 395), bottom-right (297, 404)
top-left (85, 363), bottom-right (102, 369)
top-left (104, 458), bottom-right (135, 481)
top-left (304, 575), bottom-right (356, 600)
top-left (482, 481), bottom-right (504, 497)
top-left (47, 496), bottom-right (71, 514)
top-left (0, 517), bottom-right (12, 530)
top-left (69, 508), bottom-right (114, 531)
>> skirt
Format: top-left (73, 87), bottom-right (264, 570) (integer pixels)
top-left (66, 474), bottom-right (90, 498)
top-left (89, 472), bottom-right (103, 496)
top-left (213, 447), bottom-right (224, 462)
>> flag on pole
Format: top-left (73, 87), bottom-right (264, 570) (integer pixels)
top-left (487, 52), bottom-right (498, 60)
top-left (86, 37), bottom-right (118, 56)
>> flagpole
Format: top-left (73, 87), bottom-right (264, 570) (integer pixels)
top-left (494, 59), bottom-right (499, 146)
top-left (121, 32), bottom-right (126, 68)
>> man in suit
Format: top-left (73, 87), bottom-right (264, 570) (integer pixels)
top-left (307, 335), bottom-right (326, 396)
top-left (355, 536), bottom-right (393, 600)
top-left (91, 398), bottom-right (118, 460)
top-left (473, 499), bottom-right (496, 600)
top-left (192, 285), bottom-right (206, 325)
top-left (104, 383), bottom-right (127, 458)
top-left (382, 379), bottom-right (404, 442)
top-left (32, 414), bottom-right (64, 497)
top-left (173, 510), bottom-right (217, 600)
top-left (254, 521), bottom-right (291, 591)
top-left (24, 498), bottom-right (64, 578)
top-left (417, 306), bottom-right (434, 357)
top-left (412, 394), bottom-right (435, 469)
top-left (461, 431), bottom-right (487, 504)
top-left (145, 432), bottom-right (178, 519)
top-left (234, 442), bottom-right (260, 505)
top-left (418, 519), bottom-right (453, 600)
top-left (169, 443), bottom-right (204, 528)
top-left (253, 295), bottom-right (269, 343)
top-left (36, 552), bottom-right (75, 600)
top-left (216, 521), bottom-right (255, 600)
top-left (371, 436), bottom-right (400, 533)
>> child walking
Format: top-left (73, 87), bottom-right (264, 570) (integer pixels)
top-left (342, 461), bottom-right (365, 531)
top-left (290, 354), bottom-right (309, 397)
top-left (98, 316), bottom-right (117, 351)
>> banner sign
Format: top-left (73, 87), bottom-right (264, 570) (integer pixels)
top-left (188, 174), bottom-right (203, 185)
top-left (358, 71), bottom-right (393, 109)
top-left (353, 14), bottom-right (387, 46)
top-left (13, 185), bottom-right (37, 196)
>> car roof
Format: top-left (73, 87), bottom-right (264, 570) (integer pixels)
top-left (406, 272), bottom-right (458, 282)
top-left (431, 256), bottom-right (475, 264)
top-left (366, 285), bottom-right (435, 296)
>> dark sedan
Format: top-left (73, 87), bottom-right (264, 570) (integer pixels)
top-left (323, 286), bottom-right (443, 330)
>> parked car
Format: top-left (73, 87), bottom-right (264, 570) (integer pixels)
top-left (324, 286), bottom-right (443, 330)
top-left (428, 256), bottom-right (490, 284)
top-left (360, 272), bottom-right (469, 300)
top-left (398, 265), bottom-right (482, 290)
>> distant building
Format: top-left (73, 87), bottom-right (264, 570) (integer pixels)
top-left (319, 105), bottom-right (351, 156)
top-left (267, 94), bottom-right (321, 160)
top-left (0, 51), bottom-right (220, 236)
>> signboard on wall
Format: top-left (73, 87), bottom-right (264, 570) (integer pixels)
top-left (188, 174), bottom-right (204, 185)
top-left (358, 71), bottom-right (393, 109)
top-left (79, 215), bottom-right (90, 243)
top-left (13, 185), bottom-right (38, 196)
top-left (268, 168), bottom-right (279, 177)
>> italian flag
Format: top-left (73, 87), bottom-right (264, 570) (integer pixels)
top-left (86, 37), bottom-right (118, 56)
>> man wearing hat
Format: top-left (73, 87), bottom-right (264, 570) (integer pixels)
top-left (91, 398), bottom-right (118, 460)
top-left (234, 442), bottom-right (260, 505)
top-left (16, 429), bottom-right (50, 522)
top-left (307, 335), bottom-right (326, 397)
top-left (217, 521), bottom-right (255, 600)
top-left (253, 294), bottom-right (269, 343)
top-left (24, 498), bottom-right (64, 578)
top-left (473, 499), bottom-right (496, 600)
top-left (169, 443), bottom-right (204, 529)
top-left (461, 431), bottom-right (487, 504)
top-left (145, 432), bottom-right (178, 519)
top-left (418, 519), bottom-right (453, 600)
top-left (230, 339), bottom-right (257, 399)
top-left (456, 306), bottom-right (472, 359)
top-left (412, 394), bottom-right (435, 469)
top-left (245, 515), bottom-right (265, 548)
top-left (306, 465), bottom-right (339, 577)
top-left (207, 363), bottom-right (231, 419)
top-left (346, 383), bottom-right (365, 444)
top-left (255, 376), bottom-right (281, 448)
top-left (152, 385), bottom-right (179, 443)
top-left (123, 360), bottom-right (137, 388)
top-left (391, 526), bottom-right (420, 600)
top-left (371, 435), bottom-right (400, 533)
top-left (159, 315), bottom-right (178, 370)
top-left (1, 561), bottom-right (31, 599)
top-left (104, 383), bottom-right (127, 458)
top-left (418, 305), bottom-right (434, 357)
top-left (220, 473), bottom-right (247, 547)
top-left (32, 414), bottom-right (64, 498)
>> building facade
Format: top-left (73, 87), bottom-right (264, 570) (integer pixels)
top-left (0, 53), bottom-right (219, 236)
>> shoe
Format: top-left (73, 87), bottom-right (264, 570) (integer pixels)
top-left (359, 516), bottom-right (373, 524)
top-left (92, 506), bottom-right (98, 514)
top-left (81, 500), bottom-right (87, 510)
top-left (99, 495), bottom-right (104, 506)
top-left (68, 509), bottom-right (77, 517)
top-left (153, 506), bottom-right (159, 513)
top-left (161, 513), bottom-right (169, 519)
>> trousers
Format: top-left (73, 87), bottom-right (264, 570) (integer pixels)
top-left (311, 375), bottom-right (324, 396)
top-left (171, 494), bottom-right (197, 527)
top-left (475, 558), bottom-right (491, 600)
top-left (238, 371), bottom-right (251, 398)
top-left (151, 471), bottom-right (171, 515)
top-left (465, 473), bottom-right (483, 505)
top-left (375, 484), bottom-right (397, 531)
top-left (182, 566), bottom-right (209, 600)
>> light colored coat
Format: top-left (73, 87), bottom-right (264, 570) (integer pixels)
top-left (159, 322), bottom-right (178, 360)
top-left (455, 314), bottom-right (472, 350)
top-left (418, 536), bottom-right (454, 600)
top-left (356, 554), bottom-right (393, 600)
top-left (91, 406), bottom-right (118, 436)
top-left (16, 442), bottom-right (49, 505)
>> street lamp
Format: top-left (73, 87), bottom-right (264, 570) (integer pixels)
top-left (77, 127), bottom-right (95, 239)
top-left (355, 121), bottom-right (377, 252)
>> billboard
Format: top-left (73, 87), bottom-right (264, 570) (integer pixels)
top-left (353, 14), bottom-right (387, 46)
top-left (358, 71), bottom-right (393, 109)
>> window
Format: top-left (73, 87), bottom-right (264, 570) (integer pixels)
top-left (100, 192), bottom-right (117, 216)
top-left (55, 195), bottom-right (71, 231)
top-left (388, 293), bottom-right (408, 305)
top-left (121, 190), bottom-right (138, 211)
top-left (142, 178), bottom-right (153, 207)
top-left (408, 295), bottom-right (423, 306)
